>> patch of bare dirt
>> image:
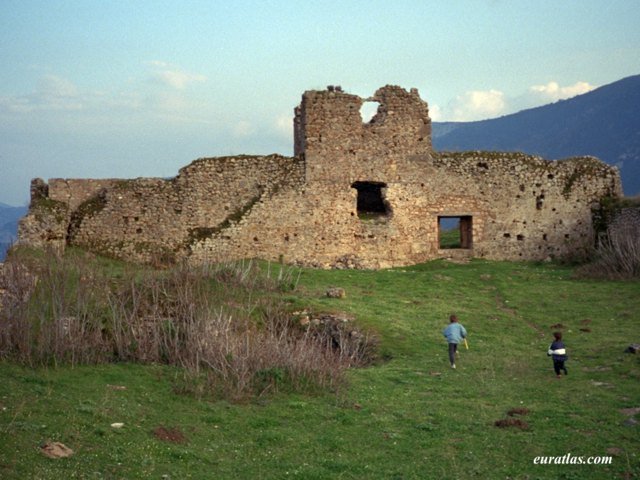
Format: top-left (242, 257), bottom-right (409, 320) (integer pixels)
top-left (507, 407), bottom-right (530, 417)
top-left (494, 418), bottom-right (530, 430)
top-left (620, 407), bottom-right (640, 416)
top-left (152, 426), bottom-right (187, 444)
top-left (40, 442), bottom-right (74, 459)
top-left (106, 384), bottom-right (127, 391)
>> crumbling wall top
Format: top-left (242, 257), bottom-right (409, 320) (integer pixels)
top-left (294, 85), bottom-right (433, 183)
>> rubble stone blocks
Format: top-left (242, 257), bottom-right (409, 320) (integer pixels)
top-left (18, 85), bottom-right (622, 268)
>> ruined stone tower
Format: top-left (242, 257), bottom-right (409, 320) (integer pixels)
top-left (18, 85), bottom-right (622, 268)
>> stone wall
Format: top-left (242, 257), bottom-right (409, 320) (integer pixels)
top-left (431, 152), bottom-right (620, 260)
top-left (188, 150), bottom-right (620, 268)
top-left (18, 85), bottom-right (623, 268)
top-left (19, 155), bottom-right (304, 262)
top-left (48, 179), bottom-right (123, 210)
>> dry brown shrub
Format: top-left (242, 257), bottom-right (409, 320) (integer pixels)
top-left (0, 250), bottom-right (112, 364)
top-left (578, 223), bottom-right (640, 280)
top-left (0, 250), bottom-right (373, 400)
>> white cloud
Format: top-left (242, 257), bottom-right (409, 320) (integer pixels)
top-left (233, 120), bottom-right (254, 137)
top-left (435, 80), bottom-right (598, 122)
top-left (0, 74), bottom-right (84, 113)
top-left (147, 60), bottom-right (169, 68)
top-left (0, 67), bottom-right (212, 129)
top-left (447, 89), bottom-right (507, 122)
top-left (152, 91), bottom-right (190, 112)
top-left (38, 74), bottom-right (79, 97)
top-left (147, 60), bottom-right (206, 90)
top-left (274, 114), bottom-right (292, 138)
top-left (428, 104), bottom-right (443, 121)
top-left (528, 81), bottom-right (595, 102)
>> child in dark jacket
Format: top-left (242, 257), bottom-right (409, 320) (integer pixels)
top-left (547, 331), bottom-right (568, 378)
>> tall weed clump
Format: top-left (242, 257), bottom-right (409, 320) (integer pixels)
top-left (0, 250), bottom-right (112, 364)
top-left (0, 250), bottom-right (370, 400)
top-left (578, 223), bottom-right (640, 279)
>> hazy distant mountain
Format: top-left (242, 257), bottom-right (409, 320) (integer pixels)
top-left (0, 203), bottom-right (27, 261)
top-left (433, 74), bottom-right (640, 196)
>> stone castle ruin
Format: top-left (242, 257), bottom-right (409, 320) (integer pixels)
top-left (19, 85), bottom-right (622, 268)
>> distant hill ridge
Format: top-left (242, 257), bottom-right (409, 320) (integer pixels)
top-left (433, 74), bottom-right (640, 196)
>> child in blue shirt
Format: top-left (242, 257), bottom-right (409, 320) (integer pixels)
top-left (443, 314), bottom-right (467, 369)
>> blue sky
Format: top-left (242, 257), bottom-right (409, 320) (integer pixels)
top-left (1, 0), bottom-right (639, 206)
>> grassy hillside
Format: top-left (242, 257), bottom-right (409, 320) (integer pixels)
top-left (1, 257), bottom-right (638, 479)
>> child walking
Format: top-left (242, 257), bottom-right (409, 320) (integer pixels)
top-left (547, 331), bottom-right (568, 378)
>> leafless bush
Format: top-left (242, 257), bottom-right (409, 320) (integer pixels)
top-left (0, 261), bottom-right (38, 358)
top-left (578, 224), bottom-right (640, 279)
top-left (300, 312), bottom-right (380, 367)
top-left (199, 259), bottom-right (301, 293)
top-left (0, 251), bottom-right (363, 400)
top-left (0, 251), bottom-right (111, 364)
top-left (104, 265), bottom-right (353, 399)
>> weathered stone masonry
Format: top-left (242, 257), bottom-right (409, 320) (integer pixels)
top-left (19, 85), bottom-right (622, 268)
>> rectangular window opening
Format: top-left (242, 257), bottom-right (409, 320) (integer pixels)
top-left (352, 181), bottom-right (389, 220)
top-left (438, 216), bottom-right (473, 249)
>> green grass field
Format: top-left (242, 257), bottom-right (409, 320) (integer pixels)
top-left (439, 227), bottom-right (461, 249)
top-left (1, 258), bottom-right (639, 479)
